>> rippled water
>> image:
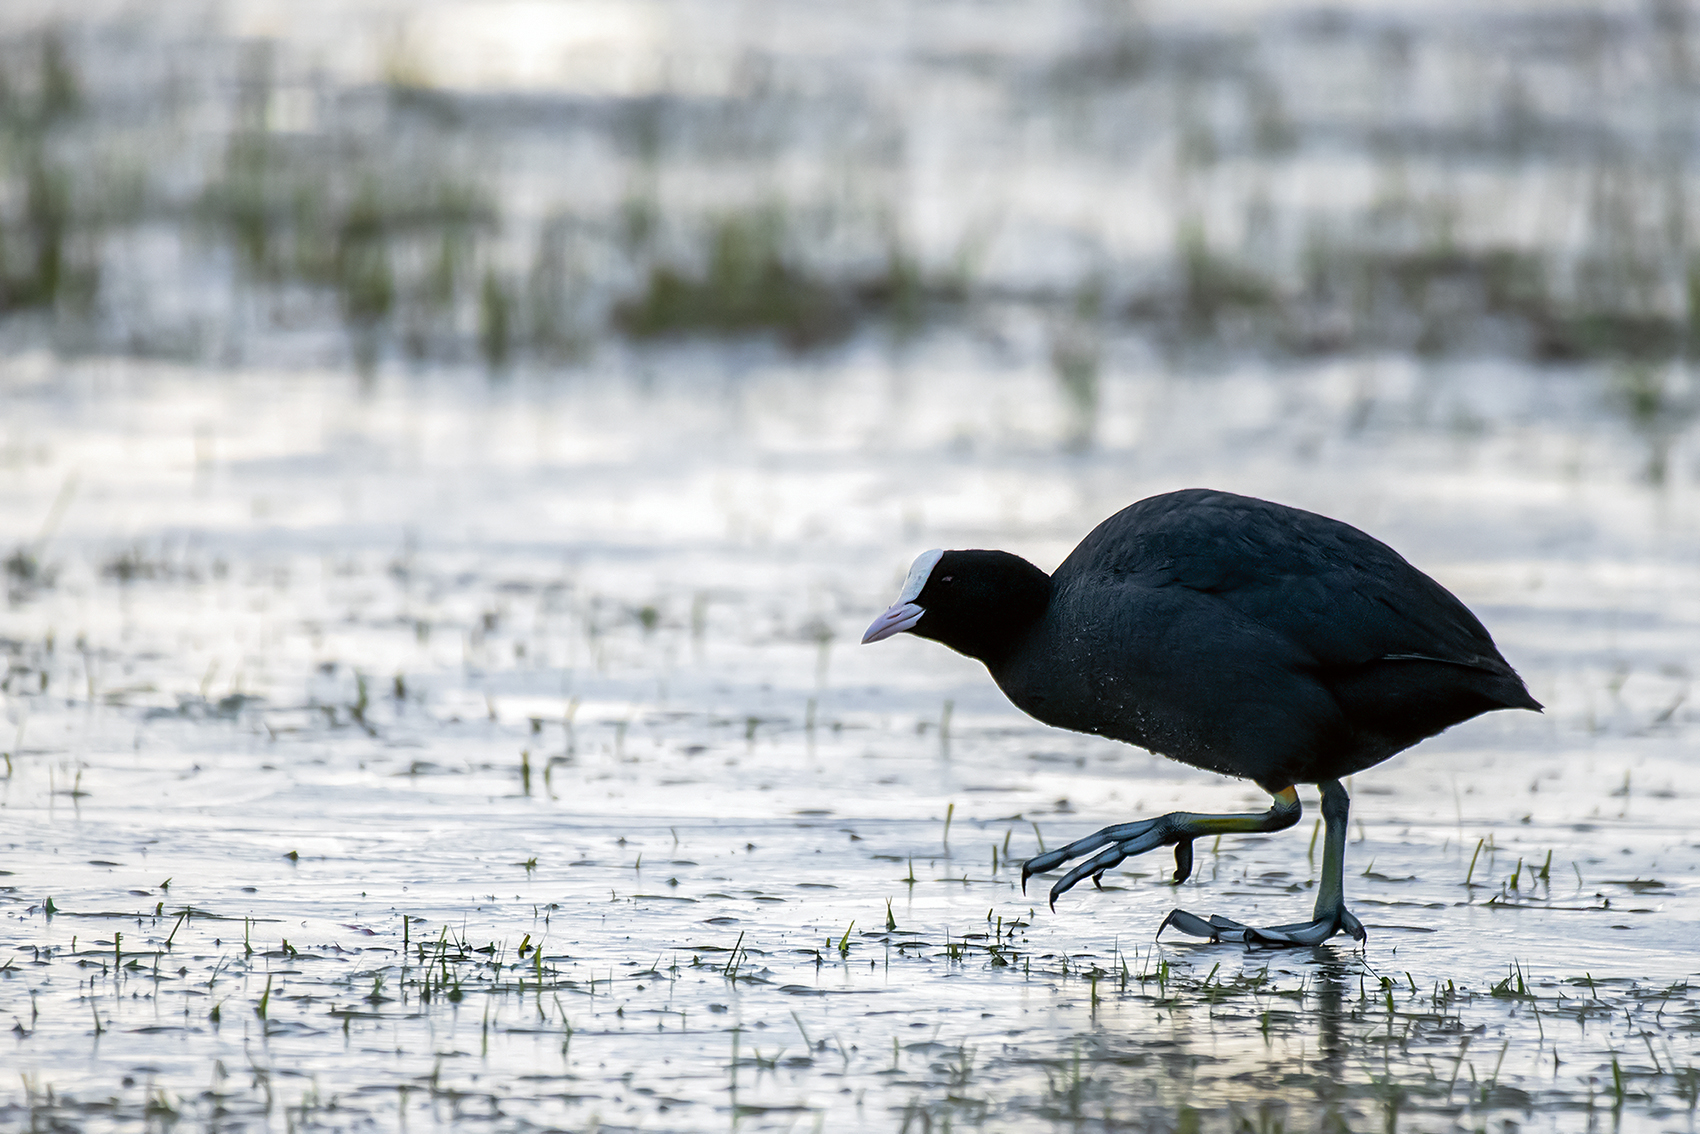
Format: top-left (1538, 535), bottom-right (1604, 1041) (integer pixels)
top-left (2, 333), bottom-right (1697, 1130)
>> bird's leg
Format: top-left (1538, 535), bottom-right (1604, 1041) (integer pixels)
top-left (1158, 779), bottom-right (1367, 948)
top-left (1309, 779), bottom-right (1365, 935)
top-left (1022, 787), bottom-right (1302, 910)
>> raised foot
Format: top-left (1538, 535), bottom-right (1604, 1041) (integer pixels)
top-left (1157, 906), bottom-right (1366, 948)
top-left (1021, 818), bottom-right (1194, 910)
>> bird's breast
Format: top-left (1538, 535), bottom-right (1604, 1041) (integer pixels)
top-left (991, 627), bottom-right (1150, 740)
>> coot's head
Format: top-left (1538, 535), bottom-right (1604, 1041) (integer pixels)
top-left (862, 549), bottom-right (1052, 664)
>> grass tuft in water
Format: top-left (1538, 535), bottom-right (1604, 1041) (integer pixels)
top-left (614, 208), bottom-right (850, 348)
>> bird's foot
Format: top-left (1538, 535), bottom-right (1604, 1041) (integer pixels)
top-left (1021, 818), bottom-right (1194, 910)
top-left (1156, 905), bottom-right (1366, 948)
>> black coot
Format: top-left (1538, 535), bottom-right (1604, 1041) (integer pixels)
top-left (862, 488), bottom-right (1540, 946)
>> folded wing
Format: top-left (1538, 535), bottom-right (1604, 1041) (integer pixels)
top-left (1058, 488), bottom-right (1538, 711)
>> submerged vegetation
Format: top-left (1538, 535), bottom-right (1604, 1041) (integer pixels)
top-left (1, 6), bottom-right (1699, 375)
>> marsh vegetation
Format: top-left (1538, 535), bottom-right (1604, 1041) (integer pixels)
top-left (4, 2), bottom-right (1700, 379)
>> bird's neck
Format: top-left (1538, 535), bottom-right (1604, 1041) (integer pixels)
top-left (957, 560), bottom-right (1053, 668)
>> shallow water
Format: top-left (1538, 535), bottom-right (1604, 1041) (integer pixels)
top-left (2, 335), bottom-right (1698, 1131)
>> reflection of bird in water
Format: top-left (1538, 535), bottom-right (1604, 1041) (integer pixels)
top-left (863, 488), bottom-right (1540, 946)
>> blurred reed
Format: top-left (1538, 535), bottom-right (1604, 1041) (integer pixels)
top-left (0, 4), bottom-right (1696, 383)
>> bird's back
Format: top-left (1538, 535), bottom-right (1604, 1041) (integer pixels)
top-left (1021, 489), bottom-right (1538, 786)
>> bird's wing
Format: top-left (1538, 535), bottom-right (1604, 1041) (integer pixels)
top-left (1058, 489), bottom-right (1512, 673)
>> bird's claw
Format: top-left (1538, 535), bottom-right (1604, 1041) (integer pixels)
top-left (1156, 905), bottom-right (1367, 948)
top-left (1171, 838), bottom-right (1194, 884)
top-left (1021, 817), bottom-right (1180, 908)
top-left (1156, 908), bottom-right (1221, 940)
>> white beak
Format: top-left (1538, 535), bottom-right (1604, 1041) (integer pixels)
top-left (862, 602), bottom-right (924, 643)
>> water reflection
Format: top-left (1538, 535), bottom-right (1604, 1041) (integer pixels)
top-left (1312, 954), bottom-right (1352, 1123)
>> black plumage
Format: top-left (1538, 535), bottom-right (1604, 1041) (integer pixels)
top-left (863, 488), bottom-right (1539, 947)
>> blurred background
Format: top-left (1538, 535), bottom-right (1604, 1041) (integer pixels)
top-left (4, 0), bottom-right (1700, 380)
